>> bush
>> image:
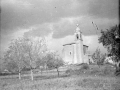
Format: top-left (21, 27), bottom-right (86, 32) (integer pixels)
top-left (80, 63), bottom-right (89, 70)
top-left (65, 69), bottom-right (73, 74)
top-left (89, 65), bottom-right (115, 76)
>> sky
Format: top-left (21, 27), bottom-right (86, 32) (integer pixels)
top-left (0, 0), bottom-right (119, 58)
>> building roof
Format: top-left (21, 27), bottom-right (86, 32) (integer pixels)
top-left (83, 45), bottom-right (89, 47)
top-left (63, 42), bottom-right (76, 46)
top-left (63, 42), bottom-right (88, 47)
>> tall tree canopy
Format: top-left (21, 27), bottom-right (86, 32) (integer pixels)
top-left (98, 25), bottom-right (120, 62)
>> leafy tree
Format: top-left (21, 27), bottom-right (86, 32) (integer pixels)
top-left (6, 61), bottom-right (18, 73)
top-left (36, 57), bottom-right (46, 74)
top-left (3, 37), bottom-right (47, 80)
top-left (4, 39), bottom-right (26, 79)
top-left (98, 25), bottom-right (120, 72)
top-left (92, 48), bottom-right (105, 67)
top-left (46, 52), bottom-right (64, 77)
top-left (21, 37), bottom-right (47, 80)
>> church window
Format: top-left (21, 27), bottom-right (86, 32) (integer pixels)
top-left (76, 34), bottom-right (79, 40)
top-left (70, 52), bottom-right (72, 55)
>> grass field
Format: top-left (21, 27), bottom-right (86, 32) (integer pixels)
top-left (0, 64), bottom-right (120, 90)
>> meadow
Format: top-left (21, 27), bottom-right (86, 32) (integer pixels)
top-left (0, 64), bottom-right (120, 90)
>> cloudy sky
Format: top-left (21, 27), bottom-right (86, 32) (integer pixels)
top-left (0, 0), bottom-right (119, 57)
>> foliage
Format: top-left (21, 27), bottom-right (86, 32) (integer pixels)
top-left (46, 53), bottom-right (64, 69)
top-left (35, 57), bottom-right (46, 74)
top-left (65, 69), bottom-right (73, 74)
top-left (98, 24), bottom-right (120, 74)
top-left (6, 61), bottom-right (18, 73)
top-left (98, 25), bottom-right (120, 62)
top-left (20, 37), bottom-right (47, 80)
top-left (92, 48), bottom-right (105, 67)
top-left (36, 58), bottom-right (44, 68)
top-left (80, 63), bottom-right (89, 70)
top-left (4, 38), bottom-right (26, 73)
top-left (21, 37), bottom-right (47, 68)
top-left (45, 52), bottom-right (64, 76)
top-left (3, 37), bottom-right (47, 80)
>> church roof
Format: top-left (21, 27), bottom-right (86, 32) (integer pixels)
top-left (63, 42), bottom-right (76, 46)
top-left (83, 45), bottom-right (89, 47)
top-left (63, 42), bottom-right (88, 47)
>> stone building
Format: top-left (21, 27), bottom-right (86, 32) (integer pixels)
top-left (62, 25), bottom-right (89, 64)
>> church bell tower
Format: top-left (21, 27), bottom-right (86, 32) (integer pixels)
top-left (73, 24), bottom-right (84, 64)
top-left (75, 24), bottom-right (83, 41)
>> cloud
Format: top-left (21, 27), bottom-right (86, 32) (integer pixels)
top-left (1, 0), bottom-right (80, 35)
top-left (2, 0), bottom-right (118, 35)
top-left (23, 23), bottom-right (52, 38)
top-left (51, 16), bottom-right (118, 38)
top-left (21, 16), bottom-right (118, 40)
top-left (88, 0), bottom-right (119, 19)
top-left (52, 18), bottom-right (76, 38)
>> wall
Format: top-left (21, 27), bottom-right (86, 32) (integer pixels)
top-left (63, 44), bottom-right (74, 64)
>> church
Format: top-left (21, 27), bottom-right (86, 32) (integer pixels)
top-left (62, 24), bottom-right (90, 64)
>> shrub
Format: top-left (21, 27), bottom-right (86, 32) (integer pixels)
top-left (65, 69), bottom-right (73, 74)
top-left (80, 63), bottom-right (89, 70)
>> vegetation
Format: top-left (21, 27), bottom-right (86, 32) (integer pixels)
top-left (36, 57), bottom-right (46, 74)
top-left (3, 37), bottom-right (47, 80)
top-left (0, 64), bottom-right (119, 90)
top-left (92, 48), bottom-right (106, 68)
top-left (98, 24), bottom-right (120, 73)
top-left (2, 36), bottom-right (64, 80)
top-left (19, 38), bottom-right (46, 80)
top-left (80, 63), bottom-right (89, 70)
top-left (4, 38), bottom-right (26, 79)
top-left (45, 52), bottom-right (64, 77)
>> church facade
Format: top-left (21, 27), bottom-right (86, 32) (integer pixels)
top-left (62, 25), bottom-right (89, 64)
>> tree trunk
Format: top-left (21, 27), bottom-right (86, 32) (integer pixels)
top-left (41, 69), bottom-right (43, 75)
top-left (56, 68), bottom-right (59, 77)
top-left (18, 68), bottom-right (21, 80)
top-left (30, 69), bottom-right (33, 80)
top-left (19, 72), bottom-right (21, 80)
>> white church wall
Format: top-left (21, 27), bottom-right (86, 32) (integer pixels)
top-left (83, 55), bottom-right (89, 64)
top-left (63, 44), bottom-right (74, 64)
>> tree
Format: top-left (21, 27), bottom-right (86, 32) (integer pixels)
top-left (92, 48), bottom-right (105, 67)
top-left (21, 37), bottom-right (47, 80)
top-left (98, 25), bottom-right (120, 73)
top-left (5, 61), bottom-right (18, 73)
top-left (46, 52), bottom-right (64, 77)
top-left (4, 38), bottom-right (26, 79)
top-left (3, 37), bottom-right (47, 80)
top-left (36, 57), bottom-right (45, 74)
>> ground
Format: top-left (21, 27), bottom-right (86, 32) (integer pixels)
top-left (0, 64), bottom-right (120, 90)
